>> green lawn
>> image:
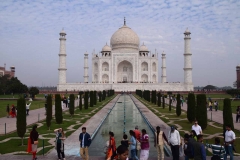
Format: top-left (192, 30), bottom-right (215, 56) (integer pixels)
top-left (0, 94), bottom-right (116, 155)
top-left (0, 100), bottom-right (46, 118)
top-left (181, 94), bottom-right (232, 99)
top-left (216, 99), bottom-right (239, 112)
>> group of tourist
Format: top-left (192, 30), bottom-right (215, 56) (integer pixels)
top-left (208, 100), bottom-right (219, 111)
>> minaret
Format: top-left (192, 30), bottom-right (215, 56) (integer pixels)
top-left (183, 28), bottom-right (193, 84)
top-left (58, 29), bottom-right (67, 84)
top-left (161, 51), bottom-right (166, 83)
top-left (84, 51), bottom-right (89, 83)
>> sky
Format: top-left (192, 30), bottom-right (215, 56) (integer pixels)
top-left (0, 0), bottom-right (239, 87)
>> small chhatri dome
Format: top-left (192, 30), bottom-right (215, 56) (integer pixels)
top-left (139, 42), bottom-right (148, 52)
top-left (162, 51), bottom-right (166, 55)
top-left (102, 43), bottom-right (112, 52)
top-left (60, 28), bottom-right (66, 34)
top-left (184, 28), bottom-right (191, 35)
top-left (110, 18), bottom-right (140, 51)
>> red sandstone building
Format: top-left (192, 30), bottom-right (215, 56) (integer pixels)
top-left (237, 65), bottom-right (240, 89)
top-left (0, 64), bottom-right (15, 78)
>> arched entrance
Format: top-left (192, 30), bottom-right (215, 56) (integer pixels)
top-left (117, 60), bottom-right (133, 83)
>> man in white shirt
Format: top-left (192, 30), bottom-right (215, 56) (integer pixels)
top-left (224, 125), bottom-right (235, 160)
top-left (168, 126), bottom-right (180, 160)
top-left (191, 120), bottom-right (202, 135)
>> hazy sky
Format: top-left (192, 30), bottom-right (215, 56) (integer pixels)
top-left (0, 0), bottom-right (239, 87)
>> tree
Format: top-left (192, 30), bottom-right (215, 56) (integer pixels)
top-left (17, 96), bottom-right (26, 146)
top-left (46, 95), bottom-right (52, 130)
top-left (162, 95), bottom-right (165, 109)
top-left (196, 94), bottom-right (207, 130)
top-left (169, 98), bottom-right (172, 111)
top-left (176, 94), bottom-right (181, 116)
top-left (90, 91), bottom-right (94, 107)
top-left (98, 91), bottom-right (102, 102)
top-left (94, 91), bottom-right (97, 105)
top-left (28, 87), bottom-right (39, 99)
top-left (203, 85), bottom-right (217, 90)
top-left (55, 94), bottom-right (63, 124)
top-left (102, 90), bottom-right (106, 100)
top-left (69, 94), bottom-right (75, 116)
top-left (79, 91), bottom-right (84, 110)
top-left (223, 98), bottom-right (234, 136)
top-left (157, 92), bottom-right (161, 107)
top-left (84, 91), bottom-right (89, 109)
top-left (226, 89), bottom-right (240, 98)
top-left (187, 93), bottom-right (196, 123)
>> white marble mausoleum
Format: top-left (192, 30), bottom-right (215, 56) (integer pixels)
top-left (57, 19), bottom-right (193, 92)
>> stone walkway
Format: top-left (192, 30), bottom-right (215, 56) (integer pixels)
top-left (0, 100), bottom-right (80, 135)
top-left (169, 99), bottom-right (240, 131)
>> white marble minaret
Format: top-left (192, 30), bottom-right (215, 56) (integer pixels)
top-left (84, 51), bottom-right (89, 83)
top-left (58, 29), bottom-right (67, 84)
top-left (161, 51), bottom-right (166, 83)
top-left (183, 28), bottom-right (193, 84)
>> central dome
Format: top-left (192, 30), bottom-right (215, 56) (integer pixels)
top-left (110, 23), bottom-right (140, 51)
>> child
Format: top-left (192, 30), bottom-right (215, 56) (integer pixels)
top-left (121, 134), bottom-right (129, 148)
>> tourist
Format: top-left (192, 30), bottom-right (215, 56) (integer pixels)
top-left (10, 105), bottom-right (16, 118)
top-left (214, 101), bottom-right (218, 111)
top-left (106, 131), bottom-right (117, 160)
top-left (129, 130), bottom-right (139, 160)
top-left (134, 125), bottom-right (141, 155)
top-left (54, 128), bottom-right (66, 160)
top-left (206, 137), bottom-right (225, 160)
top-left (190, 130), bottom-right (197, 141)
top-left (140, 129), bottom-right (149, 160)
top-left (209, 101), bottom-right (212, 111)
top-left (193, 135), bottom-right (206, 160)
top-left (30, 125), bottom-right (39, 160)
top-left (224, 125), bottom-right (236, 160)
top-left (79, 127), bottom-right (91, 160)
top-left (181, 96), bottom-right (184, 107)
top-left (26, 103), bottom-right (31, 115)
top-left (168, 126), bottom-right (180, 160)
top-left (121, 134), bottom-right (129, 149)
top-left (236, 106), bottom-right (240, 123)
top-left (183, 133), bottom-right (195, 160)
top-left (191, 121), bottom-right (202, 135)
top-left (155, 126), bottom-right (168, 160)
top-left (6, 104), bottom-right (10, 118)
top-left (64, 97), bottom-right (68, 108)
top-left (117, 145), bottom-right (129, 160)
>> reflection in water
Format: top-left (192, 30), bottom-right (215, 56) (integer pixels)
top-left (89, 94), bottom-right (157, 156)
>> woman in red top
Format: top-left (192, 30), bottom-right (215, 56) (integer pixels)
top-left (107, 131), bottom-right (117, 160)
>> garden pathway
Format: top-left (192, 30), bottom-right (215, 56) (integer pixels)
top-left (168, 99), bottom-right (240, 131)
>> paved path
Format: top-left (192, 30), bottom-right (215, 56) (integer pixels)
top-left (168, 99), bottom-right (240, 131)
top-left (0, 99), bottom-right (80, 135)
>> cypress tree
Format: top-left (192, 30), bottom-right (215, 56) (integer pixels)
top-left (103, 90), bottom-right (106, 100)
top-left (176, 94), bottom-right (181, 116)
top-left (187, 93), bottom-right (196, 123)
top-left (157, 92), bottom-right (161, 107)
top-left (223, 98), bottom-right (234, 136)
top-left (17, 96), bottom-right (26, 146)
top-left (196, 94), bottom-right (207, 130)
top-left (55, 94), bottom-right (63, 124)
top-left (162, 95), bottom-right (165, 109)
top-left (159, 93), bottom-right (162, 107)
top-left (169, 98), bottom-right (172, 111)
top-left (94, 91), bottom-right (97, 105)
top-left (99, 91), bottom-right (102, 102)
top-left (90, 91), bottom-right (94, 107)
top-left (84, 91), bottom-right (89, 109)
top-left (79, 91), bottom-right (83, 110)
top-left (151, 90), bottom-right (154, 103)
top-left (69, 94), bottom-right (75, 116)
top-left (46, 95), bottom-right (52, 130)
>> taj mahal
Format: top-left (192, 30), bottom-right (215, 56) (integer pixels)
top-left (57, 19), bottom-right (193, 92)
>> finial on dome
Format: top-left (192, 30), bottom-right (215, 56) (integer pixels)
top-left (124, 17), bottom-right (126, 25)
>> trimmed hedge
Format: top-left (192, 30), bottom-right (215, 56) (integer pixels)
top-left (79, 91), bottom-right (84, 110)
top-left (55, 94), bottom-right (63, 124)
top-left (196, 94), bottom-right (207, 130)
top-left (69, 94), bottom-right (75, 116)
top-left (187, 93), bottom-right (196, 123)
top-left (176, 94), bottom-right (181, 116)
top-left (17, 96), bottom-right (26, 145)
top-left (84, 91), bottom-right (89, 109)
top-left (90, 91), bottom-right (94, 107)
top-left (223, 98), bottom-right (234, 136)
top-left (46, 95), bottom-right (52, 130)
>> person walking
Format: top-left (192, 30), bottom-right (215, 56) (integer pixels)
top-left (79, 127), bottom-right (91, 160)
top-left (26, 103), bottom-right (31, 115)
top-left (190, 130), bottom-right (197, 141)
top-left (140, 129), bottom-right (150, 160)
top-left (6, 104), bottom-right (10, 118)
top-left (168, 126), bottom-right (180, 160)
top-left (155, 126), bottom-right (168, 160)
top-left (206, 137), bottom-right (225, 160)
top-left (121, 134), bottom-right (129, 149)
top-left (209, 101), bottom-right (212, 111)
top-left (183, 134), bottom-right (195, 160)
top-left (54, 128), bottom-right (66, 160)
top-left (193, 135), bottom-right (206, 160)
top-left (191, 121), bottom-right (202, 135)
top-left (134, 125), bottom-right (141, 155)
top-left (224, 125), bottom-right (235, 160)
top-left (129, 130), bottom-right (139, 160)
top-left (236, 106), bottom-right (240, 123)
top-left (214, 101), bottom-right (218, 111)
top-left (30, 125), bottom-right (39, 160)
top-left (106, 131), bottom-right (117, 160)
top-left (116, 145), bottom-right (129, 160)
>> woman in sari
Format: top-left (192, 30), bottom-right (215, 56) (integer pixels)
top-left (11, 105), bottom-right (16, 118)
top-left (106, 131), bottom-right (117, 160)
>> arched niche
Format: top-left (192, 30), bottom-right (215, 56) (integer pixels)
top-left (141, 62), bottom-right (148, 71)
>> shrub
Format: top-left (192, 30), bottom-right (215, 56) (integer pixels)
top-left (17, 96), bottom-right (26, 145)
top-left (46, 95), bottom-right (52, 130)
top-left (176, 94), bottom-right (181, 116)
top-left (55, 94), bottom-right (63, 124)
top-left (223, 98), bottom-right (234, 136)
top-left (187, 93), bottom-right (196, 123)
top-left (69, 94), bottom-right (75, 116)
top-left (196, 94), bottom-right (207, 130)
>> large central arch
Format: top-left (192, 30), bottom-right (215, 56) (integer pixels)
top-left (117, 60), bottom-right (133, 83)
